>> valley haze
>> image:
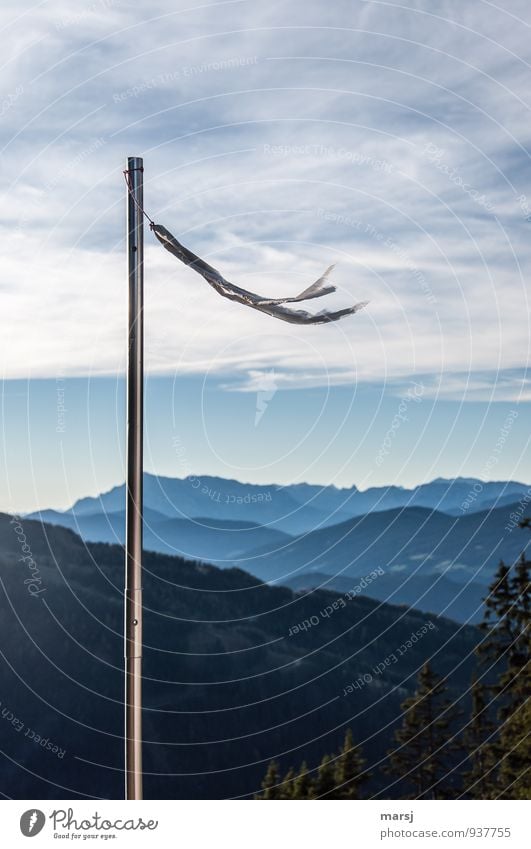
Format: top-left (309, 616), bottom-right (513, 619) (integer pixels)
top-left (26, 473), bottom-right (531, 625)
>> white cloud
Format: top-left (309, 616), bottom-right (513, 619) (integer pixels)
top-left (0, 0), bottom-right (530, 400)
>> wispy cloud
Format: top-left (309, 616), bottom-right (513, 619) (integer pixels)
top-left (0, 0), bottom-right (530, 400)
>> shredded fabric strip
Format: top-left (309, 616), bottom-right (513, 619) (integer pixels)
top-left (151, 223), bottom-right (369, 325)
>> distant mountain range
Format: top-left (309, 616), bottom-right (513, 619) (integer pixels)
top-left (32, 473), bottom-right (531, 533)
top-left (0, 513), bottom-right (479, 799)
top-left (27, 474), bottom-right (531, 624)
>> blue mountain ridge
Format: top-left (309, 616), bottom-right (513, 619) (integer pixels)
top-left (26, 475), bottom-right (531, 624)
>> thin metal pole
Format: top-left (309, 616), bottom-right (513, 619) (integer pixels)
top-left (125, 156), bottom-right (144, 800)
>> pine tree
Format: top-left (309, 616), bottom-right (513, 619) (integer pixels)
top-left (511, 554), bottom-right (530, 654)
top-left (492, 528), bottom-right (531, 798)
top-left (333, 728), bottom-right (369, 799)
top-left (462, 676), bottom-right (497, 798)
top-left (258, 760), bottom-right (282, 799)
top-left (278, 767), bottom-right (296, 799)
top-left (384, 663), bottom-right (460, 799)
top-left (497, 694), bottom-right (531, 799)
top-left (474, 553), bottom-right (530, 797)
top-left (313, 754), bottom-right (336, 798)
top-left (479, 562), bottom-right (514, 671)
top-left (504, 555), bottom-right (531, 716)
top-left (478, 557), bottom-right (530, 722)
top-left (497, 555), bottom-right (530, 797)
top-left (291, 761), bottom-right (314, 799)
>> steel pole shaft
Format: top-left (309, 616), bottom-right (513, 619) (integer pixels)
top-left (125, 156), bottom-right (144, 801)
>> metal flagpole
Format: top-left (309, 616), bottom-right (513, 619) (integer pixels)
top-left (119, 154), bottom-right (366, 802)
top-left (124, 156), bottom-right (144, 800)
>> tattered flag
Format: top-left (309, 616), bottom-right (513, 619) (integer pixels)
top-left (151, 223), bottom-right (369, 325)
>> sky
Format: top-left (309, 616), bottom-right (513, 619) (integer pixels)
top-left (1, 0), bottom-right (530, 512)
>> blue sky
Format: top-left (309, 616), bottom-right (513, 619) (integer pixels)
top-left (2, 375), bottom-right (528, 512)
top-left (1, 0), bottom-right (530, 511)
